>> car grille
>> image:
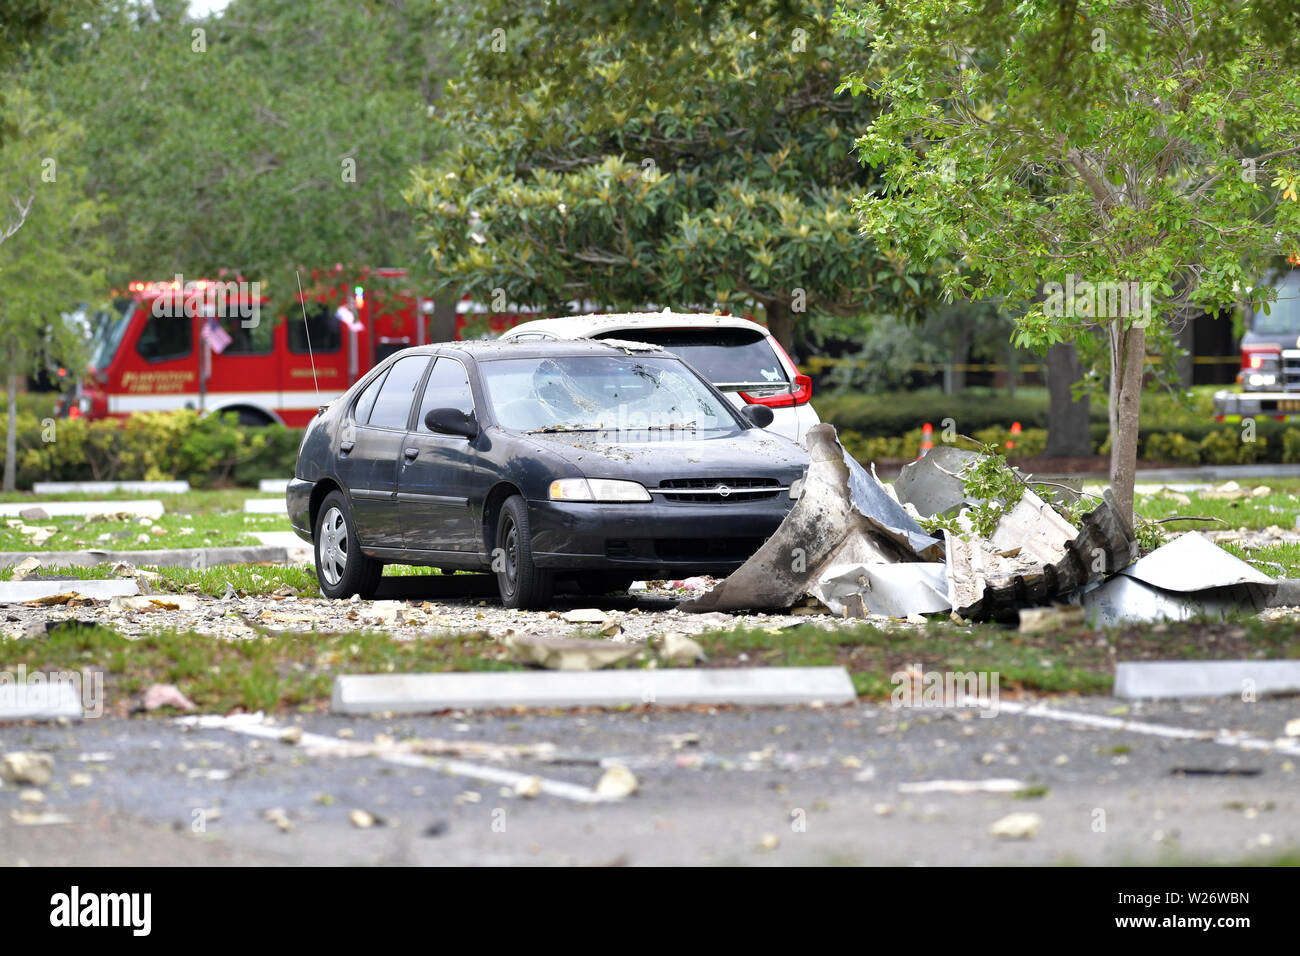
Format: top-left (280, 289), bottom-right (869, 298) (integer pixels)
top-left (657, 477), bottom-right (782, 502)
top-left (1283, 350), bottom-right (1300, 392)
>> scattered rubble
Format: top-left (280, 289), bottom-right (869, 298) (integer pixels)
top-left (139, 684), bottom-right (198, 712)
top-left (1, 752), bottom-right (54, 786)
top-left (681, 425), bottom-right (1137, 622)
top-left (989, 812), bottom-right (1042, 840)
top-left (504, 634), bottom-right (640, 670)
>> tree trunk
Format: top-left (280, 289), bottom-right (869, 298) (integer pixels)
top-left (1108, 323), bottom-right (1146, 526)
top-left (948, 326), bottom-right (970, 395)
top-left (4, 360), bottom-right (16, 493)
top-left (1045, 341), bottom-right (1091, 458)
top-left (766, 301), bottom-right (795, 355)
top-left (1175, 319), bottom-right (1195, 388)
top-left (429, 296), bottom-right (457, 344)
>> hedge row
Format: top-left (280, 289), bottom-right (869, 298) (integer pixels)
top-left (840, 422), bottom-right (1300, 464)
top-left (816, 391), bottom-right (1107, 437)
top-left (2, 411), bottom-right (302, 489)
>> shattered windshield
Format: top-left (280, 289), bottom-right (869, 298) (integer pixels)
top-left (479, 355), bottom-right (741, 433)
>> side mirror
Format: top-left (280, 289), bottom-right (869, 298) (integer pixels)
top-left (424, 407), bottom-right (478, 439)
top-left (741, 404), bottom-right (775, 428)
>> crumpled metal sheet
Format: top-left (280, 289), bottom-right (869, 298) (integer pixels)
top-left (1081, 531), bottom-right (1276, 626)
top-left (810, 562), bottom-right (950, 618)
top-left (678, 424), bottom-right (941, 613)
top-left (1083, 576), bottom-right (1274, 627)
top-left (953, 489), bottom-right (1137, 620)
top-left (1119, 531), bottom-right (1275, 591)
top-left (893, 446), bottom-right (980, 518)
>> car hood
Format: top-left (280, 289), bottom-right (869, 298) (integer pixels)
top-left (514, 427), bottom-right (808, 482)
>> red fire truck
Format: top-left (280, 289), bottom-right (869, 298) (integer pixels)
top-left (58, 267), bottom-right (538, 428)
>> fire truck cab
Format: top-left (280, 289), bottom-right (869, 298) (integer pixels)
top-left (1213, 268), bottom-right (1300, 423)
top-left (59, 268), bottom-right (434, 428)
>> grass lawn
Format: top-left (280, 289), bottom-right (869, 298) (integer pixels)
top-left (0, 508), bottom-right (282, 552)
top-left (5, 614), bottom-right (1297, 714)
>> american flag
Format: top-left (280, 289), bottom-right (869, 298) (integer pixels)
top-left (202, 317), bottom-right (233, 354)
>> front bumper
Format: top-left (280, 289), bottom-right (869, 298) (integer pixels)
top-left (526, 496), bottom-right (792, 577)
top-left (1212, 388), bottom-right (1300, 420)
top-left (287, 477), bottom-right (314, 542)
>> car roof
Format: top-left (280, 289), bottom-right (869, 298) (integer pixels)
top-left (407, 338), bottom-right (670, 361)
top-left (503, 312), bottom-right (771, 338)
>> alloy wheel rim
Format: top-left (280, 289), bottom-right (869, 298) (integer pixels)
top-left (320, 506), bottom-right (348, 586)
top-left (502, 519), bottom-right (519, 594)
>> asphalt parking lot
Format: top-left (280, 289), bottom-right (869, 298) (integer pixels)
top-left (3, 692), bottom-right (1296, 866)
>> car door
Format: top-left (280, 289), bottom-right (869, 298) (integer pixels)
top-left (398, 355), bottom-right (481, 552)
top-left (338, 353), bottom-right (430, 550)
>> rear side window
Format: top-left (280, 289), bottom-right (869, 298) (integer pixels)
top-left (352, 369), bottom-right (387, 424)
top-left (367, 355), bottom-right (429, 429)
top-left (594, 328), bottom-right (786, 387)
top-left (417, 357), bottom-right (474, 430)
top-left (135, 313), bottom-right (192, 362)
top-left (288, 303), bottom-right (342, 354)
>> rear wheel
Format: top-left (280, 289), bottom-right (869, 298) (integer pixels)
top-left (314, 491), bottom-right (382, 599)
top-left (575, 572), bottom-right (635, 595)
top-left (495, 495), bottom-right (553, 610)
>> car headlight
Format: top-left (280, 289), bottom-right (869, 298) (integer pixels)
top-left (789, 477), bottom-right (804, 500)
top-left (549, 478), bottom-right (652, 502)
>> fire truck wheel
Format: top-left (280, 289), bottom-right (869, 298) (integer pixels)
top-left (314, 491), bottom-right (382, 599)
top-left (495, 495), bottom-right (554, 610)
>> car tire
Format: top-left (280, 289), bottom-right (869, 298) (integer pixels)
top-left (575, 572), bottom-right (635, 595)
top-left (495, 495), bottom-right (553, 610)
top-left (314, 491), bottom-right (383, 600)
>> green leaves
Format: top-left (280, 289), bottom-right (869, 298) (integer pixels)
top-left (405, 0), bottom-right (941, 344)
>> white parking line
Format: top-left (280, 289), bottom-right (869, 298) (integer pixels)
top-left (178, 713), bottom-right (619, 804)
top-left (961, 698), bottom-right (1300, 759)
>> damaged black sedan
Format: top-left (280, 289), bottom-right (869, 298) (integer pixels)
top-left (288, 340), bottom-right (809, 608)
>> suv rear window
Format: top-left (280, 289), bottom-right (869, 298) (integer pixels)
top-left (593, 328), bottom-right (787, 387)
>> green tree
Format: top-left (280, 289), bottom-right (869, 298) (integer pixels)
top-left (0, 84), bottom-right (107, 491)
top-left (837, 0), bottom-right (1300, 521)
top-left (405, 0), bottom-right (937, 351)
top-left (29, 0), bottom-right (449, 290)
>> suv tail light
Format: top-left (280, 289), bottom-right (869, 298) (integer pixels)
top-left (740, 373), bottom-right (812, 408)
top-left (747, 335), bottom-right (813, 407)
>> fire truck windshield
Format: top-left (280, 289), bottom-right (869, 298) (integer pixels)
top-left (1251, 272), bottom-right (1300, 335)
top-left (89, 299), bottom-right (135, 369)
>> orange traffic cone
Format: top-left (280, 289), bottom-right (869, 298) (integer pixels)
top-left (1006, 421), bottom-right (1021, 451)
top-left (918, 422), bottom-right (934, 459)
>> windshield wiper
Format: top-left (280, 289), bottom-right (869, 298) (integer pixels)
top-left (647, 422), bottom-right (698, 430)
top-left (525, 426), bottom-right (608, 434)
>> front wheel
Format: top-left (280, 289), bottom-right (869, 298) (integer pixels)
top-left (314, 491), bottom-right (383, 599)
top-left (495, 495), bottom-right (553, 610)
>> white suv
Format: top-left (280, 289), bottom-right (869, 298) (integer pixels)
top-left (499, 312), bottom-right (819, 444)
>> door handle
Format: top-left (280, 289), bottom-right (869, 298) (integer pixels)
top-left (403, 447), bottom-right (419, 460)
top-left (339, 440), bottom-right (355, 454)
